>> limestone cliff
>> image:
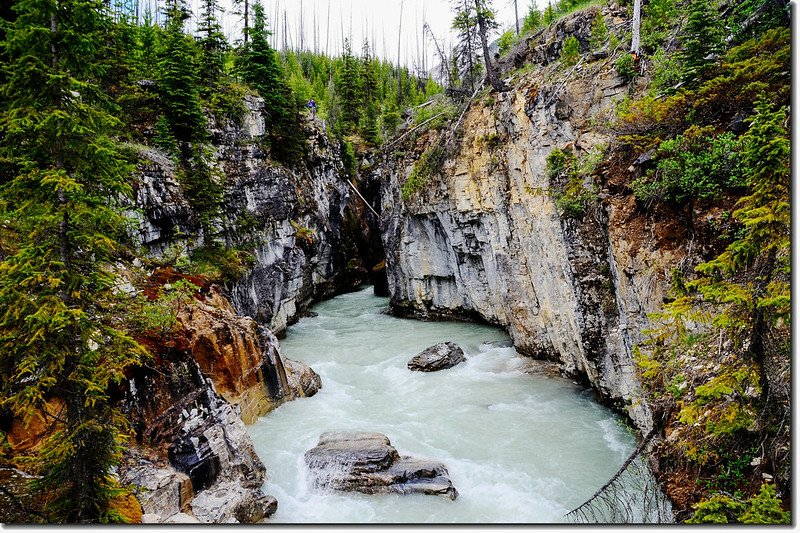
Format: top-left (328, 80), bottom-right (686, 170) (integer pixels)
top-left (375, 6), bottom-right (684, 432)
top-left (128, 96), bottom-right (372, 336)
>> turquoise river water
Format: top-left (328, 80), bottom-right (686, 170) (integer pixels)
top-left (247, 287), bottom-right (638, 523)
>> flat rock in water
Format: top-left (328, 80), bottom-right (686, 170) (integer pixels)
top-left (407, 342), bottom-right (466, 372)
top-left (304, 432), bottom-right (458, 500)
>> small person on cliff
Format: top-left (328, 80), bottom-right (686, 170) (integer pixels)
top-left (306, 98), bottom-right (317, 120)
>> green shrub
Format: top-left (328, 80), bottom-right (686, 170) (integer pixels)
top-left (631, 128), bottom-right (747, 204)
top-left (688, 495), bottom-right (746, 523)
top-left (590, 12), bottom-right (608, 50)
top-left (688, 485), bottom-right (790, 524)
top-left (546, 147), bottom-right (601, 218)
top-left (560, 36), bottom-right (581, 66)
top-left (739, 484), bottom-right (791, 524)
top-left (189, 244), bottom-right (254, 282)
top-left (401, 144), bottom-right (445, 200)
top-left (522, 8), bottom-right (542, 33)
top-left (498, 30), bottom-right (516, 56)
top-left (341, 139), bottom-right (358, 178)
top-left (648, 47), bottom-right (683, 95)
top-left (207, 81), bottom-right (248, 125)
top-left (545, 147), bottom-right (573, 179)
top-left (641, 0), bottom-right (677, 51)
top-left (131, 279), bottom-right (200, 335)
top-left (615, 53), bottom-right (636, 81)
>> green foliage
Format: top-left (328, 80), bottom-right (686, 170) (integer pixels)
top-left (726, 0), bottom-right (789, 44)
top-left (688, 484), bottom-right (790, 524)
top-left (188, 244), bottom-right (253, 282)
top-left (545, 148), bottom-right (573, 179)
top-left (341, 140), bottom-right (358, 178)
top-left (498, 29), bottom-right (516, 55)
top-left (589, 12), bottom-right (608, 50)
top-left (559, 36), bottom-right (580, 66)
top-left (239, 2), bottom-right (305, 164)
top-left (680, 0), bottom-right (724, 86)
top-left (401, 144), bottom-right (445, 200)
top-left (130, 279), bottom-right (199, 335)
top-left (176, 145), bottom-right (223, 230)
top-left (631, 128), bottom-right (746, 204)
top-left (336, 39), bottom-right (363, 135)
top-left (615, 53), bottom-right (636, 82)
top-left (641, 0), bottom-right (677, 51)
top-left (290, 220), bottom-right (316, 246)
top-left (196, 0), bottom-right (227, 94)
top-left (0, 0), bottom-right (147, 521)
top-left (648, 48), bottom-right (682, 95)
top-left (156, 3), bottom-right (208, 147)
top-left (739, 484), bottom-right (791, 524)
top-left (521, 6), bottom-right (541, 33)
top-left (412, 97), bottom-right (458, 130)
top-left (687, 494), bottom-right (745, 523)
top-left (545, 147), bottom-right (601, 218)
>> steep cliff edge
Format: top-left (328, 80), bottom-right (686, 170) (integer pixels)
top-left (128, 96), bottom-right (377, 336)
top-left (378, 6), bottom-right (659, 431)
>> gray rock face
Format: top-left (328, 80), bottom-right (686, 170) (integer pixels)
top-left (374, 8), bottom-right (665, 433)
top-left (121, 349), bottom-right (276, 523)
top-left (408, 342), bottom-right (467, 372)
top-left (127, 95), bottom-right (368, 336)
top-left (304, 432), bottom-right (458, 500)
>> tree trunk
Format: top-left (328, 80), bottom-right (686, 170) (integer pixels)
top-left (475, 0), bottom-right (505, 91)
top-left (243, 0), bottom-right (249, 43)
top-left (514, 0), bottom-right (519, 34)
top-left (630, 0), bottom-right (641, 55)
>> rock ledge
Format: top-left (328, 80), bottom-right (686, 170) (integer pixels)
top-left (304, 432), bottom-right (458, 500)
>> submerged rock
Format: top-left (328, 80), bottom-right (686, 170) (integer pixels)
top-left (304, 432), bottom-right (458, 500)
top-left (408, 342), bottom-right (466, 372)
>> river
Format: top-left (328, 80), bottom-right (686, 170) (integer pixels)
top-left (247, 287), bottom-right (638, 523)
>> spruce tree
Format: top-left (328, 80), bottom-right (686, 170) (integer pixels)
top-left (197, 0), bottom-right (227, 94)
top-left (156, 1), bottom-right (207, 149)
top-left (474, 0), bottom-right (505, 91)
top-left (680, 0), bottom-right (724, 85)
top-left (694, 94), bottom-right (790, 333)
top-left (239, 1), bottom-right (304, 163)
top-left (360, 40), bottom-right (380, 145)
top-left (0, 0), bottom-right (146, 522)
top-left (337, 38), bottom-right (363, 134)
top-left (451, 1), bottom-right (479, 92)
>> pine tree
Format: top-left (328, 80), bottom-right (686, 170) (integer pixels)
top-left (360, 40), bottom-right (380, 145)
top-left (156, 1), bottom-right (207, 149)
top-left (337, 38), bottom-right (363, 134)
top-left (451, 0), bottom-right (479, 92)
top-left (474, 0), bottom-right (505, 91)
top-left (239, 1), bottom-right (304, 163)
top-left (197, 0), bottom-right (227, 94)
top-left (0, 0), bottom-right (146, 522)
top-left (680, 0), bottom-right (724, 85)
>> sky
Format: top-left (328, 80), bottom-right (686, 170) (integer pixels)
top-left (173, 0), bottom-right (541, 70)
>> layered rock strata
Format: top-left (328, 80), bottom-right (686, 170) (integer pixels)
top-left (376, 7), bottom-right (685, 432)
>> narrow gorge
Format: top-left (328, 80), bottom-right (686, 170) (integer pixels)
top-left (0, 0), bottom-right (790, 525)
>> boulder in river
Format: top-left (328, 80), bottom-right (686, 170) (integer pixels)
top-left (407, 342), bottom-right (466, 372)
top-left (304, 432), bottom-right (458, 500)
